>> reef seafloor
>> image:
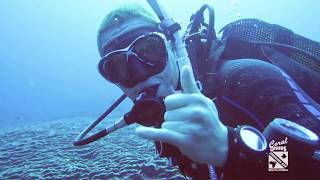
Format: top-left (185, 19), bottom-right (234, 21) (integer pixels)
top-left (0, 117), bottom-right (186, 179)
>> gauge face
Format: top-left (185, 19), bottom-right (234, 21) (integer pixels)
top-left (240, 126), bottom-right (267, 151)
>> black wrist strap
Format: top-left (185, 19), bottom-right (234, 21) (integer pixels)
top-left (217, 126), bottom-right (267, 179)
top-left (216, 127), bottom-right (237, 177)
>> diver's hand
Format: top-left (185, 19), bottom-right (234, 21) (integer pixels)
top-left (135, 66), bottom-right (229, 167)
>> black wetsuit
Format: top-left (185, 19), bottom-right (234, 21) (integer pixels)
top-left (213, 59), bottom-right (319, 180)
top-left (160, 19), bottom-right (320, 180)
top-left (205, 19), bottom-right (320, 180)
top-left (214, 50), bottom-right (320, 135)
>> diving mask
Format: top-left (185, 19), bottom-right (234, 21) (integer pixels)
top-left (98, 32), bottom-right (168, 88)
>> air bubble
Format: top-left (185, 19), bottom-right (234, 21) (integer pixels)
top-left (232, 1), bottom-right (239, 6)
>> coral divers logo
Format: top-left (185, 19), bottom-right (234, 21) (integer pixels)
top-left (268, 137), bottom-right (288, 171)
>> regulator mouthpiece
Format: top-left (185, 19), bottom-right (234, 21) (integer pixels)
top-left (125, 85), bottom-right (165, 127)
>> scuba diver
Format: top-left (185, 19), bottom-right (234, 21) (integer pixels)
top-left (75, 2), bottom-right (320, 180)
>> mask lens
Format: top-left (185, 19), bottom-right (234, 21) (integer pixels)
top-left (101, 52), bottom-right (128, 83)
top-left (98, 33), bottom-right (168, 88)
top-left (133, 34), bottom-right (167, 66)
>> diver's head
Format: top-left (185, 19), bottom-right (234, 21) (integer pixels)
top-left (97, 4), bottom-right (179, 100)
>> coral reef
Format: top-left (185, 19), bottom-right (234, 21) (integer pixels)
top-left (0, 117), bottom-right (185, 179)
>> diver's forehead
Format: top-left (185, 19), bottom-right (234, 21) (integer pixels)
top-left (99, 18), bottom-right (159, 56)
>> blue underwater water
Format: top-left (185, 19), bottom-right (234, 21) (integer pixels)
top-left (0, 0), bottom-right (319, 179)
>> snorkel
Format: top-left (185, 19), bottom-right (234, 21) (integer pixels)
top-left (73, 0), bottom-right (194, 146)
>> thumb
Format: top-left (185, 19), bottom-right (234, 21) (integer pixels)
top-left (180, 65), bottom-right (200, 94)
